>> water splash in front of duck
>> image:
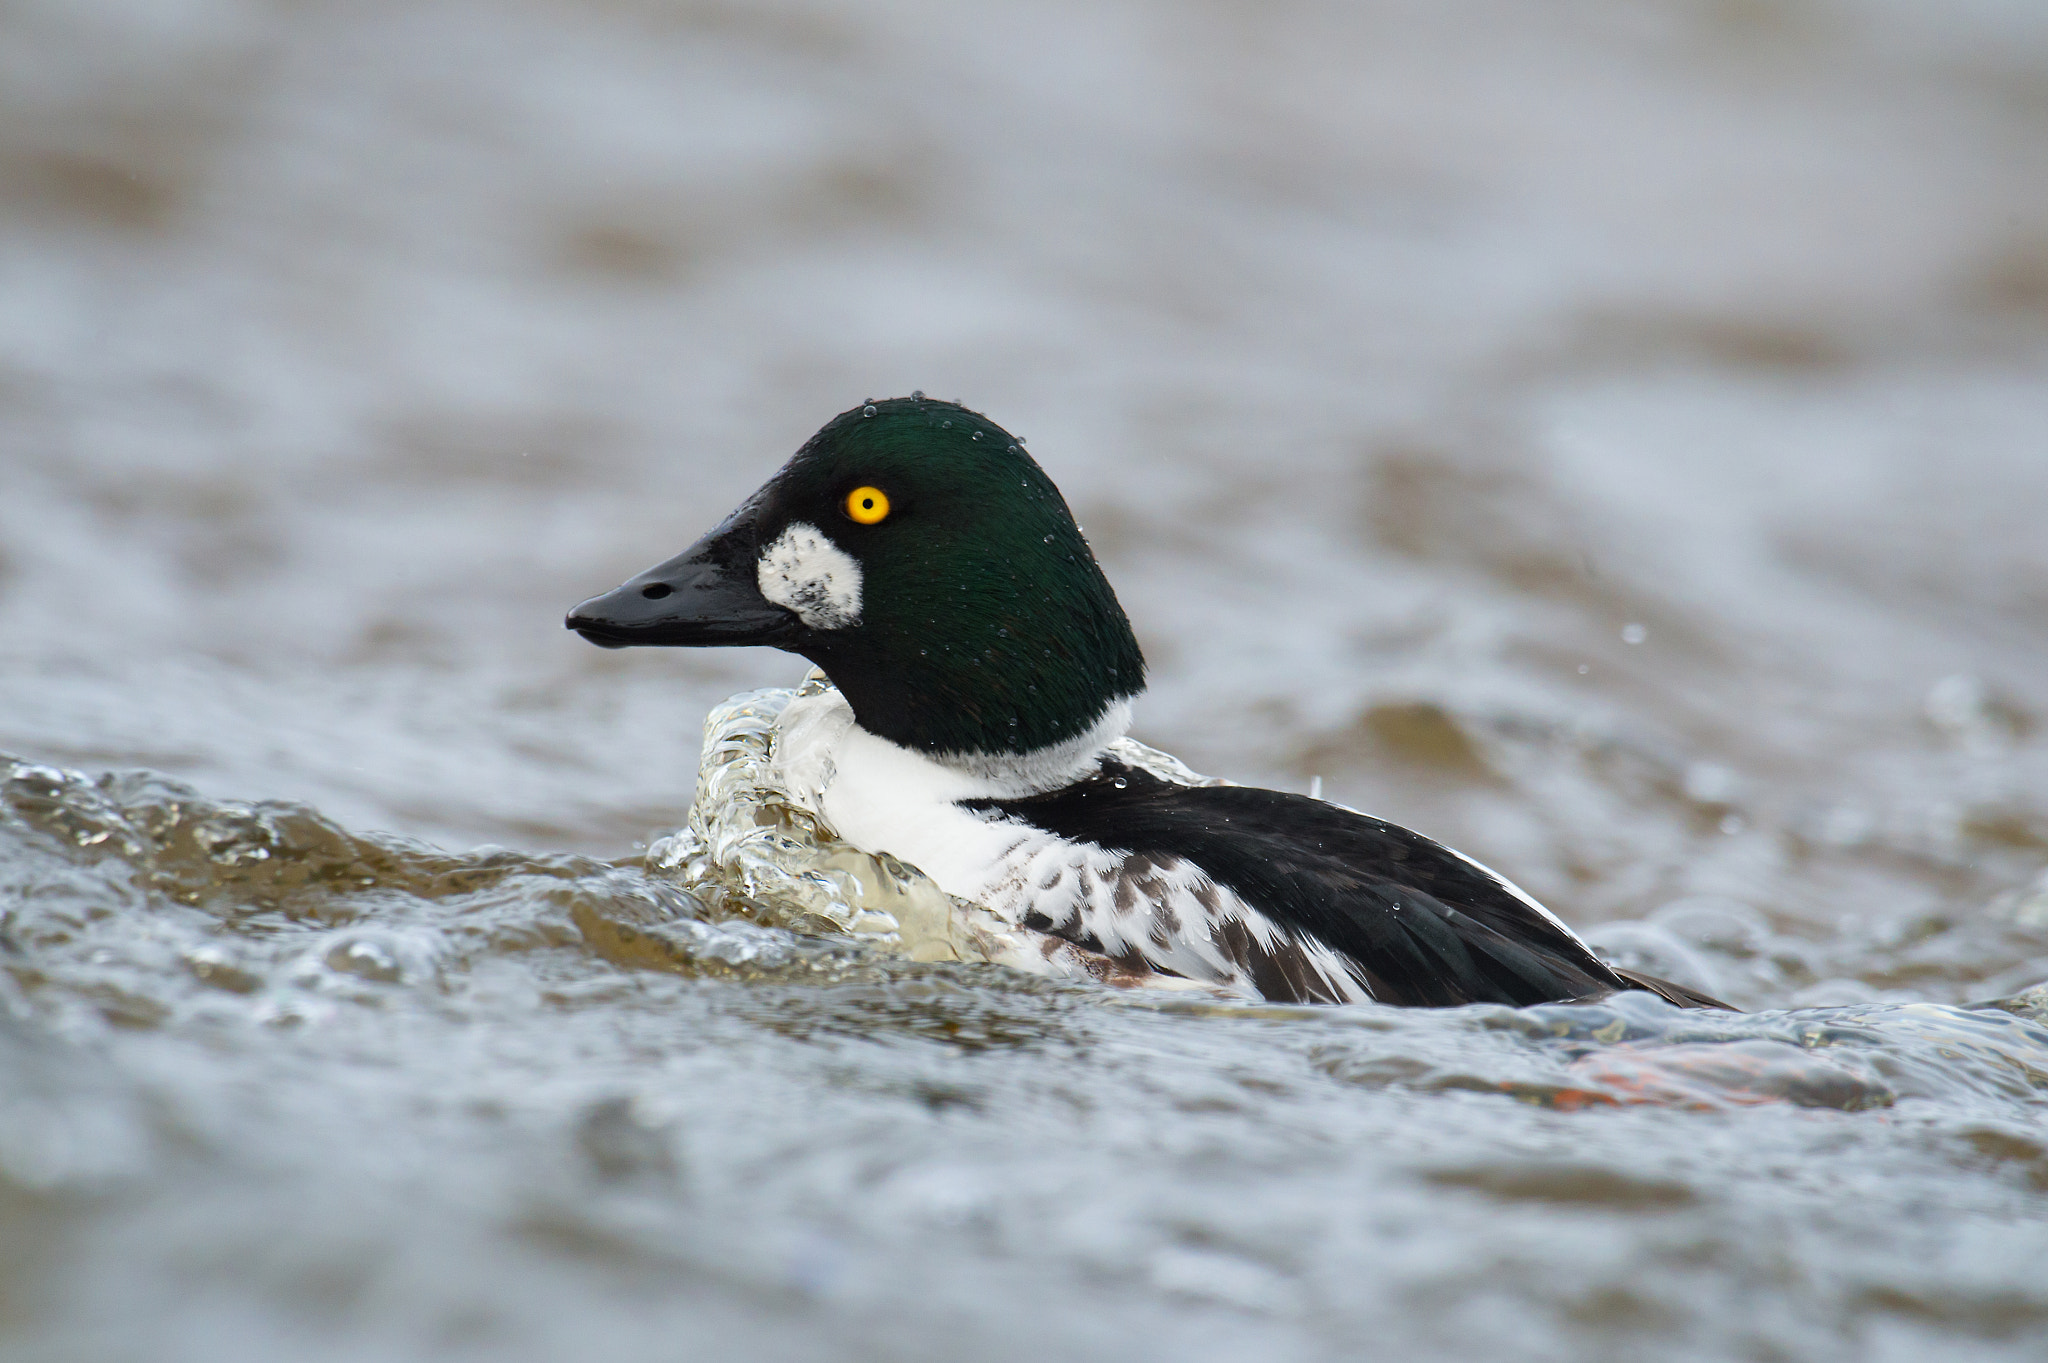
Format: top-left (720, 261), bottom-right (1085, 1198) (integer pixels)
top-left (643, 674), bottom-right (989, 957)
top-left (648, 671), bottom-right (1228, 989)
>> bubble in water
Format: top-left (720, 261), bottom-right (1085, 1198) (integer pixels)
top-left (863, 405), bottom-right (877, 418)
top-left (576, 1096), bottom-right (679, 1185)
top-left (1621, 622), bottom-right (1648, 645)
top-left (184, 945), bottom-right (262, 995)
top-left (326, 937), bottom-right (403, 983)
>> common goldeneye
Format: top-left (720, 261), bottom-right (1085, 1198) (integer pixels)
top-left (567, 396), bottom-right (1724, 1009)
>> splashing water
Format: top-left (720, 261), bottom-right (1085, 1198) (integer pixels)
top-left (649, 672), bottom-right (1229, 986)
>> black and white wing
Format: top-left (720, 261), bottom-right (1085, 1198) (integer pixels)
top-left (967, 760), bottom-right (1657, 1008)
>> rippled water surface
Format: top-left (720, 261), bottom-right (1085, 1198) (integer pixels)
top-left (3, 0), bottom-right (2048, 1358)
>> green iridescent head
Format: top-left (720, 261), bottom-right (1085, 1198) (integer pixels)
top-left (567, 396), bottom-right (1146, 758)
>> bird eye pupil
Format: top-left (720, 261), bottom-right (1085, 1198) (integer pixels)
top-left (845, 485), bottom-right (890, 523)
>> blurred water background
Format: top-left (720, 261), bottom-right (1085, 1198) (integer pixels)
top-left (3, 0), bottom-right (2048, 1358)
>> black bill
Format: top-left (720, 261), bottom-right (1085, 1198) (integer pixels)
top-left (566, 533), bottom-right (797, 650)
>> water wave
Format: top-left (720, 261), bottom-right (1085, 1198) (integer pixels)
top-left (9, 700), bottom-right (2048, 1121)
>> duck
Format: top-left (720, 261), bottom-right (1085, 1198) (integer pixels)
top-left (566, 396), bottom-right (1726, 1009)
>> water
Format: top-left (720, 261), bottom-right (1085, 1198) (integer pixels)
top-left (8, 750), bottom-right (2048, 1361)
top-left (2, 0), bottom-right (2047, 1358)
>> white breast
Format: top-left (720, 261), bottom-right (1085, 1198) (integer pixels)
top-left (770, 688), bottom-right (1371, 1002)
top-left (771, 687), bottom-right (1071, 904)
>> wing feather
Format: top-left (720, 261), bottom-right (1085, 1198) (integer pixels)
top-left (966, 761), bottom-right (1669, 1008)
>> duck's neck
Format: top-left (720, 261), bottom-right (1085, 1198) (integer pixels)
top-left (774, 685), bottom-right (1133, 817)
top-left (796, 627), bottom-right (1142, 770)
top-left (919, 698), bottom-right (1134, 800)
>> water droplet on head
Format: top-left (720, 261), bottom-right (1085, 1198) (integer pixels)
top-left (1111, 776), bottom-right (1128, 790)
top-left (997, 627), bottom-right (1008, 637)
top-left (1043, 534), bottom-right (1054, 544)
top-left (1009, 717), bottom-right (1019, 727)
top-left (941, 420), bottom-right (951, 428)
top-left (863, 405), bottom-right (877, 418)
top-left (972, 431), bottom-right (982, 441)
top-left (1007, 445), bottom-right (1018, 453)
top-left (911, 390), bottom-right (925, 400)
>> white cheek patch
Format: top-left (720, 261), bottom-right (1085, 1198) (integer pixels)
top-left (757, 521), bottom-right (863, 629)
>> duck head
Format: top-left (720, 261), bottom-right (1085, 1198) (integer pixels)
top-left (567, 397), bottom-right (1146, 763)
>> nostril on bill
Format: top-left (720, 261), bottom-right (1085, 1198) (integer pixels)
top-left (640, 583), bottom-right (673, 600)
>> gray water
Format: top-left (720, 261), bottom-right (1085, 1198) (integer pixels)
top-left (3, 0), bottom-right (2048, 1358)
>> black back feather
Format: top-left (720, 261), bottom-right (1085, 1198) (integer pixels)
top-left (971, 761), bottom-right (1715, 1008)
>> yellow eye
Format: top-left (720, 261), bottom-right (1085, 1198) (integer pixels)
top-left (844, 486), bottom-right (890, 524)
